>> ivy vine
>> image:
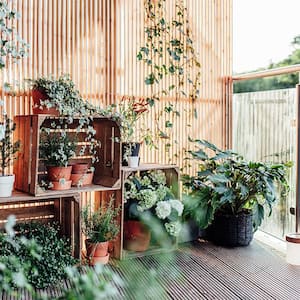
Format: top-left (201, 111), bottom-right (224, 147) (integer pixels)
top-left (137, 0), bottom-right (201, 160)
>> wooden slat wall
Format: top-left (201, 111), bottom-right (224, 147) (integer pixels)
top-left (2, 0), bottom-right (232, 172)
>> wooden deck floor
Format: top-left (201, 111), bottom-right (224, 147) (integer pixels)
top-left (2, 239), bottom-right (300, 299)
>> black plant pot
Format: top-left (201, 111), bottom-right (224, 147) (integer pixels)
top-left (208, 212), bottom-right (253, 247)
top-left (178, 220), bottom-right (199, 243)
top-left (122, 143), bottom-right (141, 166)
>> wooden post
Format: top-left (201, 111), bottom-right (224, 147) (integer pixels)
top-left (296, 84), bottom-right (300, 232)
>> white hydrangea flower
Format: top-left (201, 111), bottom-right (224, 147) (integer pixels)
top-left (165, 221), bottom-right (182, 237)
top-left (137, 189), bottom-right (157, 210)
top-left (169, 199), bottom-right (184, 216)
top-left (155, 201), bottom-right (171, 219)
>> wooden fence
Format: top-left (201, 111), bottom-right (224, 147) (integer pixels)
top-left (1, 0), bottom-right (232, 174)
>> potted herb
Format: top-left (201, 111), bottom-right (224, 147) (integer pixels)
top-left (0, 115), bottom-right (20, 197)
top-left (182, 139), bottom-right (290, 246)
top-left (113, 95), bottom-right (150, 166)
top-left (39, 131), bottom-right (76, 190)
top-left (81, 196), bottom-right (120, 265)
top-left (124, 170), bottom-right (183, 251)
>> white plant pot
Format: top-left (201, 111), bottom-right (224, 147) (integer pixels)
top-left (0, 174), bottom-right (15, 197)
top-left (128, 156), bottom-right (140, 168)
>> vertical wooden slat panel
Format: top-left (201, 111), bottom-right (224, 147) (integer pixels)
top-left (4, 0), bottom-right (232, 174)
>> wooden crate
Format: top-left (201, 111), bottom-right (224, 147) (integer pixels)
top-left (0, 192), bottom-right (81, 258)
top-left (116, 164), bottom-right (180, 259)
top-left (14, 115), bottom-right (121, 196)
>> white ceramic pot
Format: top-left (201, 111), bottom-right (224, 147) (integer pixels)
top-left (0, 174), bottom-right (15, 197)
top-left (128, 156), bottom-right (139, 168)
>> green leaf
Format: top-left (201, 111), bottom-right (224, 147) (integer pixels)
top-left (165, 120), bottom-right (173, 128)
top-left (208, 174), bottom-right (229, 184)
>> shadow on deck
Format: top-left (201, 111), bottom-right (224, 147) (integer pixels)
top-left (3, 239), bottom-right (300, 299)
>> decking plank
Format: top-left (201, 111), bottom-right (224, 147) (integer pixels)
top-left (1, 240), bottom-right (300, 299)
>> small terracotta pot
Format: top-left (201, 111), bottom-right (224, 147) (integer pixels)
top-left (85, 240), bottom-right (109, 257)
top-left (124, 220), bottom-right (151, 252)
top-left (47, 166), bottom-right (72, 181)
top-left (89, 253), bottom-right (110, 265)
top-left (32, 89), bottom-right (59, 116)
top-left (71, 172), bottom-right (94, 187)
top-left (71, 163), bottom-right (89, 174)
top-left (50, 180), bottom-right (72, 190)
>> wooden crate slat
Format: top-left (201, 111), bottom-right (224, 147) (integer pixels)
top-left (14, 115), bottom-right (121, 195)
top-left (0, 205), bottom-right (55, 220)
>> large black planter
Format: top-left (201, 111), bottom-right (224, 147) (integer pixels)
top-left (209, 212), bottom-right (253, 247)
top-left (122, 143), bottom-right (141, 166)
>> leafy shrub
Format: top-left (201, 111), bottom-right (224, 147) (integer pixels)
top-left (0, 221), bottom-right (77, 289)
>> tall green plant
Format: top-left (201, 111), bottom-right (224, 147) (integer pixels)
top-left (182, 139), bottom-right (290, 230)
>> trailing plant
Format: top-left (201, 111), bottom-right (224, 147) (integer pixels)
top-left (0, 1), bottom-right (29, 70)
top-left (39, 130), bottom-right (76, 167)
top-left (0, 114), bottom-right (20, 176)
top-left (182, 139), bottom-right (290, 230)
top-left (124, 170), bottom-right (183, 237)
top-left (81, 196), bottom-right (120, 243)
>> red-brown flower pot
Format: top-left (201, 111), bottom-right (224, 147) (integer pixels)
top-left (85, 239), bottom-right (109, 265)
top-left (71, 163), bottom-right (89, 174)
top-left (32, 88), bottom-right (59, 115)
top-left (124, 220), bottom-right (151, 252)
top-left (50, 180), bottom-right (72, 191)
top-left (47, 166), bottom-right (72, 181)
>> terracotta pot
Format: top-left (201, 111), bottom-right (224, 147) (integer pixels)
top-left (50, 180), bottom-right (72, 190)
top-left (71, 163), bottom-right (89, 174)
top-left (71, 172), bottom-right (94, 187)
top-left (47, 166), bottom-right (72, 181)
top-left (32, 89), bottom-right (59, 116)
top-left (124, 220), bottom-right (151, 252)
top-left (85, 240), bottom-right (109, 257)
top-left (89, 253), bottom-right (109, 265)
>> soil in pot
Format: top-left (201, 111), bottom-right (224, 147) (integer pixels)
top-left (0, 174), bottom-right (15, 197)
top-left (32, 89), bottom-right (59, 115)
top-left (209, 212), bottom-right (253, 247)
top-left (47, 166), bottom-right (72, 181)
top-left (123, 220), bottom-right (151, 252)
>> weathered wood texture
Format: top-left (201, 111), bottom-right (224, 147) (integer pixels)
top-left (2, 0), bottom-right (232, 174)
top-left (120, 164), bottom-right (180, 259)
top-left (2, 240), bottom-right (300, 299)
top-left (13, 115), bottom-right (121, 195)
top-left (0, 192), bottom-right (81, 258)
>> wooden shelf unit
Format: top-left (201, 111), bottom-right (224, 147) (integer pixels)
top-left (117, 164), bottom-right (180, 259)
top-left (0, 191), bottom-right (81, 258)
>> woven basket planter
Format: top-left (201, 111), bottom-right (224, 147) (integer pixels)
top-left (209, 212), bottom-right (253, 247)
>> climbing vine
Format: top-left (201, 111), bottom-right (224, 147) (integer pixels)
top-left (137, 0), bottom-right (201, 160)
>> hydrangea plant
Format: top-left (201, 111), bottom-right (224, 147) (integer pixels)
top-left (124, 170), bottom-right (183, 237)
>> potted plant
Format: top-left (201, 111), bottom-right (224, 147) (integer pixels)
top-left (81, 197), bottom-right (120, 265)
top-left (112, 95), bottom-right (151, 166)
top-left (182, 139), bottom-right (290, 246)
top-left (124, 169), bottom-right (183, 251)
top-left (39, 130), bottom-right (76, 190)
top-left (71, 165), bottom-right (94, 187)
top-left (28, 74), bottom-right (95, 116)
top-left (0, 115), bottom-right (20, 197)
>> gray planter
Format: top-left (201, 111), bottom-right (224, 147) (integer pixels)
top-left (178, 220), bottom-right (199, 243)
